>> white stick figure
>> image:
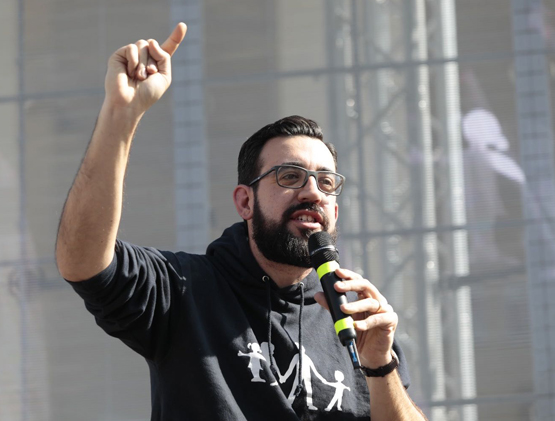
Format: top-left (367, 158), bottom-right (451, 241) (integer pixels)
top-left (324, 371), bottom-right (351, 412)
top-left (281, 344), bottom-right (330, 410)
top-left (260, 341), bottom-right (281, 386)
top-left (237, 342), bottom-right (267, 382)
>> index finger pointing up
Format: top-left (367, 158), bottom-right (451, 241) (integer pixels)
top-left (161, 22), bottom-right (187, 56)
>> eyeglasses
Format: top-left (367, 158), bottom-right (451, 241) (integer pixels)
top-left (248, 164), bottom-right (346, 196)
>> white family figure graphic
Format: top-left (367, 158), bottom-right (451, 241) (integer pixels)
top-left (324, 371), bottom-right (351, 412)
top-left (238, 341), bottom-right (351, 411)
top-left (237, 343), bottom-right (267, 383)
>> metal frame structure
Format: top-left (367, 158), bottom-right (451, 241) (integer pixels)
top-left (320, 1), bottom-right (555, 419)
top-left (512, 0), bottom-right (555, 419)
top-left (172, 0), bottom-right (210, 254)
top-left (323, 0), bottom-right (476, 419)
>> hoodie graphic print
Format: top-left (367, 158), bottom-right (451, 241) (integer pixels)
top-left (70, 222), bottom-right (410, 420)
top-left (238, 340), bottom-right (353, 412)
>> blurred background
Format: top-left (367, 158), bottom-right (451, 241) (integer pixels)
top-left (2, 0), bottom-right (555, 420)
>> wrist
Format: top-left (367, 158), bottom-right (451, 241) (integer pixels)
top-left (360, 350), bottom-right (399, 378)
top-left (101, 98), bottom-right (145, 123)
top-left (361, 350), bottom-right (393, 370)
top-left (88, 102), bottom-right (144, 157)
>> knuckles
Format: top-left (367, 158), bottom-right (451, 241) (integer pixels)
top-left (382, 304), bottom-right (394, 314)
top-left (135, 39), bottom-right (149, 48)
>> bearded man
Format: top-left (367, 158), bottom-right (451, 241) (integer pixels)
top-left (56, 22), bottom-right (427, 421)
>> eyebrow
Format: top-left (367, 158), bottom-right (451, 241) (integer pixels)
top-left (280, 161), bottom-right (336, 172)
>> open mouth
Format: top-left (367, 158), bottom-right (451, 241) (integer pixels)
top-left (295, 214), bottom-right (317, 223)
top-left (290, 210), bottom-right (324, 227)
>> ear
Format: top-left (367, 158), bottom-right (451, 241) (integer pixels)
top-left (334, 202), bottom-right (339, 222)
top-left (233, 185), bottom-right (254, 220)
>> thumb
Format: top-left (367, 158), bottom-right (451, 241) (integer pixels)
top-left (161, 22), bottom-right (187, 56)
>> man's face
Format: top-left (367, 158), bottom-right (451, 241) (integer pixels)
top-left (249, 136), bottom-right (339, 267)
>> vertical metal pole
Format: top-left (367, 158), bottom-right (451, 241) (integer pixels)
top-left (511, 0), bottom-right (555, 419)
top-left (350, 0), bottom-right (372, 279)
top-left (363, 0), bottom-right (402, 307)
top-left (325, 0), bottom-right (342, 163)
top-left (404, 1), bottom-right (446, 419)
top-left (171, 0), bottom-right (210, 253)
top-left (17, 0), bottom-right (29, 418)
top-left (434, 0), bottom-right (477, 419)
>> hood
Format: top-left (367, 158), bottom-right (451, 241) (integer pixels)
top-left (206, 222), bottom-right (321, 303)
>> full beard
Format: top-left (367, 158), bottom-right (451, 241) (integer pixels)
top-left (251, 197), bottom-right (337, 268)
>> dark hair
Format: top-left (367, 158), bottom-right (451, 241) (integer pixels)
top-left (237, 115), bottom-right (338, 186)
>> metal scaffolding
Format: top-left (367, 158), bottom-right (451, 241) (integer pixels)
top-left (512, 0), bottom-right (555, 419)
top-left (324, 0), bottom-right (477, 419)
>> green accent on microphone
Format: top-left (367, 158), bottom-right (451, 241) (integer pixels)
top-left (317, 261), bottom-right (355, 336)
top-left (317, 261), bottom-right (339, 279)
top-left (334, 317), bottom-right (354, 335)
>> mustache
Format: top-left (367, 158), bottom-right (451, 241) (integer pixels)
top-left (282, 202), bottom-right (329, 229)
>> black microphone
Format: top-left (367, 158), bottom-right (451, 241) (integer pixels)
top-left (308, 231), bottom-right (361, 369)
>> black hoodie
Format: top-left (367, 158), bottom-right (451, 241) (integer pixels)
top-left (70, 222), bottom-right (410, 420)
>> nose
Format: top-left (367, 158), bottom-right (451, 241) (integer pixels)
top-left (297, 174), bottom-right (323, 202)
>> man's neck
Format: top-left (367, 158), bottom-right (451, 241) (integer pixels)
top-left (249, 239), bottom-right (313, 288)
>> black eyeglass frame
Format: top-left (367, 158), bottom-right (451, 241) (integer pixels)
top-left (247, 164), bottom-right (346, 196)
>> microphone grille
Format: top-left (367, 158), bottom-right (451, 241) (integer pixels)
top-left (308, 231), bottom-right (339, 268)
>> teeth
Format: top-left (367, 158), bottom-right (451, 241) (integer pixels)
top-left (297, 215), bottom-right (315, 222)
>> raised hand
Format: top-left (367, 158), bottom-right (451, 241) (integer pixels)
top-left (104, 22), bottom-right (187, 115)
